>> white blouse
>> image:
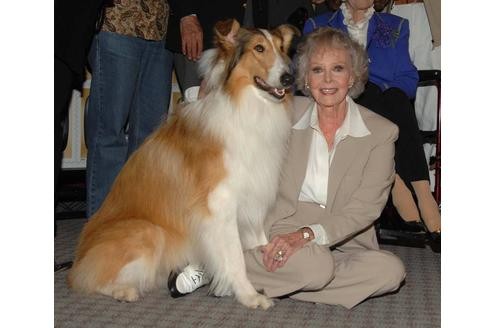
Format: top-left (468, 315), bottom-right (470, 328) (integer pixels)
top-left (341, 2), bottom-right (375, 48)
top-left (293, 96), bottom-right (370, 244)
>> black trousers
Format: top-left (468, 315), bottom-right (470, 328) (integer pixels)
top-left (355, 83), bottom-right (430, 190)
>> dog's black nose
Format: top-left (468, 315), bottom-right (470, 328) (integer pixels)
top-left (280, 73), bottom-right (294, 87)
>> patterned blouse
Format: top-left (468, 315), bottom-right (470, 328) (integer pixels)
top-left (102, 0), bottom-right (169, 41)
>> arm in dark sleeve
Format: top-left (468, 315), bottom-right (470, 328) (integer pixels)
top-left (387, 19), bottom-right (419, 99)
top-left (168, 0), bottom-right (199, 18)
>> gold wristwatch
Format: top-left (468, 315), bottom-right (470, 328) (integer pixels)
top-left (300, 227), bottom-right (312, 241)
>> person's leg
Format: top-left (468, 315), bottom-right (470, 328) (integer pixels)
top-left (245, 205), bottom-right (405, 308)
top-left (127, 39), bottom-right (173, 154)
top-left (172, 53), bottom-right (201, 98)
top-left (412, 180), bottom-right (441, 232)
top-left (391, 174), bottom-right (421, 221)
top-left (169, 206), bottom-right (332, 298)
top-left (244, 242), bottom-right (335, 297)
top-left (355, 84), bottom-right (422, 222)
top-left (381, 88), bottom-right (430, 185)
top-left (85, 32), bottom-right (141, 217)
top-left (244, 209), bottom-right (335, 297)
top-left (170, 246), bottom-right (330, 300)
top-left (381, 88), bottom-right (440, 232)
top-left (290, 249), bottom-right (406, 309)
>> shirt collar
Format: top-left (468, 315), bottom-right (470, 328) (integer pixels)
top-left (341, 2), bottom-right (375, 28)
top-left (293, 96), bottom-right (370, 138)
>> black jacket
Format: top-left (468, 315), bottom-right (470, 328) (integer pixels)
top-left (54, 0), bottom-right (107, 87)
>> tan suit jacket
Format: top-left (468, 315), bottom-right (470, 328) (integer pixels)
top-left (245, 97), bottom-right (404, 307)
top-left (264, 96), bottom-right (399, 250)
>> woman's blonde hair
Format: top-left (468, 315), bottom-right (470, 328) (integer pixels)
top-left (295, 27), bottom-right (368, 99)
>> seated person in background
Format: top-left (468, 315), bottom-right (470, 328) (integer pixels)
top-left (243, 27), bottom-right (404, 308)
top-left (303, 0), bottom-right (441, 245)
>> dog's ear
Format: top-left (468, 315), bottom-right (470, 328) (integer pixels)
top-left (273, 24), bottom-right (301, 55)
top-left (214, 19), bottom-right (241, 51)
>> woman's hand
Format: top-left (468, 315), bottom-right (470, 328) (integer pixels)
top-left (260, 230), bottom-right (311, 272)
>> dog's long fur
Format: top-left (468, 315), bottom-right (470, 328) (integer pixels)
top-left (67, 19), bottom-right (299, 309)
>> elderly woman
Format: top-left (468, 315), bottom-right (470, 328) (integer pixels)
top-left (303, 0), bottom-right (441, 245)
top-left (242, 27), bottom-right (404, 309)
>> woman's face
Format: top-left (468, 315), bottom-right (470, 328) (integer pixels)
top-left (346, 0), bottom-right (374, 11)
top-left (307, 46), bottom-right (354, 110)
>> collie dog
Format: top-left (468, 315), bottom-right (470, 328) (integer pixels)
top-left (68, 19), bottom-right (298, 309)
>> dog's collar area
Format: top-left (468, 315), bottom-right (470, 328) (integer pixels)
top-left (254, 76), bottom-right (287, 100)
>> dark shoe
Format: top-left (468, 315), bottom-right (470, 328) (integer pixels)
top-left (55, 261), bottom-right (73, 272)
top-left (426, 230), bottom-right (441, 253)
top-left (167, 265), bottom-right (210, 298)
top-left (419, 218), bottom-right (441, 253)
top-left (397, 220), bottom-right (426, 233)
top-left (167, 271), bottom-right (183, 298)
top-left (381, 217), bottom-right (426, 233)
top-left (377, 217), bottom-right (427, 248)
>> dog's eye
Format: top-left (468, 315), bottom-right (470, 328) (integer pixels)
top-left (254, 44), bottom-right (265, 53)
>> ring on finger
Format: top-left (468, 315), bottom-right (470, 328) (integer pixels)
top-left (274, 250), bottom-right (285, 262)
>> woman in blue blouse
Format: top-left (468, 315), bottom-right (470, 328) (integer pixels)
top-left (303, 0), bottom-right (440, 246)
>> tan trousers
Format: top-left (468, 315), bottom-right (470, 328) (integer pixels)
top-left (244, 204), bottom-right (406, 309)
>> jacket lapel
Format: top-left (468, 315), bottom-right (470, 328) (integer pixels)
top-left (325, 136), bottom-right (362, 211)
top-left (274, 114), bottom-right (314, 219)
top-left (287, 127), bottom-right (313, 198)
top-left (279, 98), bottom-right (369, 217)
top-left (366, 14), bottom-right (378, 49)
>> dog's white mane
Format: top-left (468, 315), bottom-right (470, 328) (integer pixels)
top-left (198, 49), bottom-right (224, 94)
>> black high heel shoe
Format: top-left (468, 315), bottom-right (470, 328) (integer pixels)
top-left (420, 218), bottom-right (441, 253)
top-left (377, 213), bottom-right (428, 248)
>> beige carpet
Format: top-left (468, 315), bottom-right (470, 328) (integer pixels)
top-left (55, 218), bottom-right (440, 328)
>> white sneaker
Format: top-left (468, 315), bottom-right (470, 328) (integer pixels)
top-left (184, 86), bottom-right (200, 103)
top-left (168, 264), bottom-right (211, 297)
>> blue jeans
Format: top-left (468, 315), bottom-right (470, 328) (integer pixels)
top-left (86, 31), bottom-right (173, 217)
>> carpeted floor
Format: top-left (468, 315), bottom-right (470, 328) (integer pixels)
top-left (55, 218), bottom-right (440, 328)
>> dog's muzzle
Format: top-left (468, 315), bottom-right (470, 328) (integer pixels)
top-left (254, 72), bottom-right (294, 100)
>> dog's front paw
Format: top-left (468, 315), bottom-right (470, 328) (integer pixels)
top-left (237, 293), bottom-right (274, 310)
